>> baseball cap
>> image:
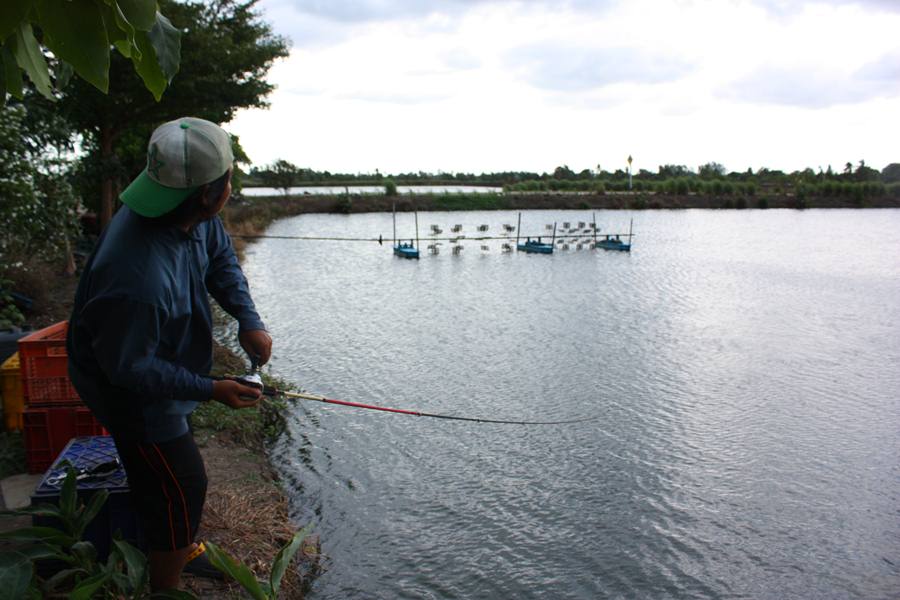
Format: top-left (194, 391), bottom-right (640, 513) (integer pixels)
top-left (120, 117), bottom-right (234, 217)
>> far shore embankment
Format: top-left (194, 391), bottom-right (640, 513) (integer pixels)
top-left (226, 189), bottom-right (900, 227)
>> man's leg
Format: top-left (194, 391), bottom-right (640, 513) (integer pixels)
top-left (112, 432), bottom-right (208, 591)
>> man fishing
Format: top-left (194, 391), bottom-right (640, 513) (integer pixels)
top-left (67, 117), bottom-right (271, 591)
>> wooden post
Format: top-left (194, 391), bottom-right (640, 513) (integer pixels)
top-left (551, 222), bottom-right (557, 247)
top-left (392, 200), bottom-right (397, 248)
top-left (414, 210), bottom-right (420, 255)
top-left (592, 212), bottom-right (598, 248)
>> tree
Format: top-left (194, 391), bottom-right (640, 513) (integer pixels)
top-left (58, 0), bottom-right (289, 227)
top-left (268, 159), bottom-right (301, 194)
top-left (1, 0), bottom-right (180, 103)
top-left (698, 162), bottom-right (726, 179)
top-left (881, 163), bottom-right (900, 184)
top-left (0, 102), bottom-right (80, 273)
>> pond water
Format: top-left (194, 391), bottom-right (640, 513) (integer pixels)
top-left (235, 209), bottom-right (900, 599)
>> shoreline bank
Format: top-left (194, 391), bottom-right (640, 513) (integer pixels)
top-left (231, 191), bottom-right (900, 217)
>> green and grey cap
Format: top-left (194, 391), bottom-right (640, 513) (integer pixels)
top-left (120, 117), bottom-right (234, 217)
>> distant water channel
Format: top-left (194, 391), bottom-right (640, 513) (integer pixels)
top-left (235, 209), bottom-right (900, 599)
top-left (242, 184), bottom-right (502, 196)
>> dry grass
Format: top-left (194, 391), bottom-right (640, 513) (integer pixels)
top-left (183, 435), bottom-right (320, 598)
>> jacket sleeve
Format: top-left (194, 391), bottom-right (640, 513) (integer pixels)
top-left (205, 216), bottom-right (266, 332)
top-left (81, 296), bottom-right (214, 401)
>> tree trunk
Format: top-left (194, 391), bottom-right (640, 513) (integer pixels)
top-left (99, 126), bottom-right (115, 230)
top-left (63, 237), bottom-right (76, 276)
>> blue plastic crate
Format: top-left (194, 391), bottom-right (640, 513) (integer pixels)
top-left (31, 436), bottom-right (146, 561)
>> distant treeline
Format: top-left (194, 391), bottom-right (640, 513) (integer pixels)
top-left (248, 160), bottom-right (900, 195)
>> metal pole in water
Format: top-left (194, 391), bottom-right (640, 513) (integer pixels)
top-left (516, 212), bottom-right (521, 248)
top-left (629, 218), bottom-right (633, 247)
top-left (392, 200), bottom-right (397, 248)
top-left (593, 212), bottom-right (598, 247)
top-left (551, 222), bottom-right (557, 247)
top-left (415, 210), bottom-right (420, 256)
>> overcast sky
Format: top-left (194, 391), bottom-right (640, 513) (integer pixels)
top-left (228, 0), bottom-right (900, 175)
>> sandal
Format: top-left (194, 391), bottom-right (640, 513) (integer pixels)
top-left (183, 541), bottom-right (225, 580)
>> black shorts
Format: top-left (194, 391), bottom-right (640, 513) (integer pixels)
top-left (112, 432), bottom-right (208, 552)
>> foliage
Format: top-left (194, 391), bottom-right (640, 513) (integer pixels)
top-left (0, 0), bottom-right (180, 103)
top-left (58, 0), bottom-right (290, 226)
top-left (0, 280), bottom-right (26, 329)
top-left (384, 178), bottom-right (398, 197)
top-left (0, 431), bottom-right (25, 479)
top-left (0, 102), bottom-right (81, 268)
top-left (266, 159), bottom-right (301, 194)
top-left (205, 526), bottom-right (312, 600)
top-left (0, 466), bottom-right (196, 599)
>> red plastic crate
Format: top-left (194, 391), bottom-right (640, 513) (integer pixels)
top-left (18, 321), bottom-right (82, 406)
top-left (23, 406), bottom-right (106, 474)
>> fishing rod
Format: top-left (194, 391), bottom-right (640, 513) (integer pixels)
top-left (216, 375), bottom-right (596, 426)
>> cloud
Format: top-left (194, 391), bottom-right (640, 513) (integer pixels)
top-left (755, 0), bottom-right (900, 14)
top-left (721, 61), bottom-right (900, 108)
top-left (507, 43), bottom-right (693, 91)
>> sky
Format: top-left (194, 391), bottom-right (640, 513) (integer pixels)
top-left (228, 0), bottom-right (900, 176)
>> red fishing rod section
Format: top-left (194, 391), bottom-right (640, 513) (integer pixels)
top-left (218, 376), bottom-right (596, 426)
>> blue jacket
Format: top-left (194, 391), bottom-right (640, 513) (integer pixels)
top-left (67, 207), bottom-right (265, 442)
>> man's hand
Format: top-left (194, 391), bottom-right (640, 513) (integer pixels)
top-left (212, 379), bottom-right (262, 409)
top-left (239, 329), bottom-right (272, 366)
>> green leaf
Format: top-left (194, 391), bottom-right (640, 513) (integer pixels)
top-left (70, 541), bottom-right (97, 565)
top-left (204, 541), bottom-right (269, 600)
top-left (131, 28), bottom-right (164, 100)
top-left (112, 538), bottom-right (147, 593)
top-left (74, 489), bottom-right (108, 540)
top-left (270, 526), bottom-right (312, 594)
top-left (0, 526), bottom-right (76, 548)
top-left (1, 502), bottom-right (62, 519)
top-left (68, 571), bottom-right (110, 600)
top-left (37, 0), bottom-right (109, 93)
top-left (0, 552), bottom-right (34, 600)
top-left (43, 568), bottom-right (85, 593)
top-left (53, 59), bottom-right (73, 89)
top-left (59, 468), bottom-right (77, 526)
top-left (115, 0), bottom-right (157, 31)
top-left (147, 12), bottom-right (179, 82)
top-left (10, 22), bottom-right (52, 99)
top-left (0, 0), bottom-right (31, 41)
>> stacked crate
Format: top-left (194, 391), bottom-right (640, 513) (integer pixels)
top-left (19, 321), bottom-right (106, 473)
top-left (31, 436), bottom-right (144, 561)
top-left (1, 352), bottom-right (24, 431)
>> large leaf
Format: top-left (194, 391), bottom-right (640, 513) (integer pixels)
top-left (116, 0), bottom-right (157, 31)
top-left (43, 568), bottom-right (85, 593)
top-left (204, 541), bottom-right (269, 600)
top-left (2, 502), bottom-right (63, 519)
top-left (269, 526), bottom-right (312, 594)
top-left (0, 526), bottom-right (76, 548)
top-left (0, 0), bottom-right (31, 41)
top-left (74, 489), bottom-right (108, 540)
top-left (68, 571), bottom-right (111, 600)
top-left (112, 538), bottom-right (147, 593)
top-left (147, 12), bottom-right (179, 82)
top-left (0, 552), bottom-right (34, 600)
top-left (37, 0), bottom-right (109, 93)
top-left (10, 22), bottom-right (52, 98)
